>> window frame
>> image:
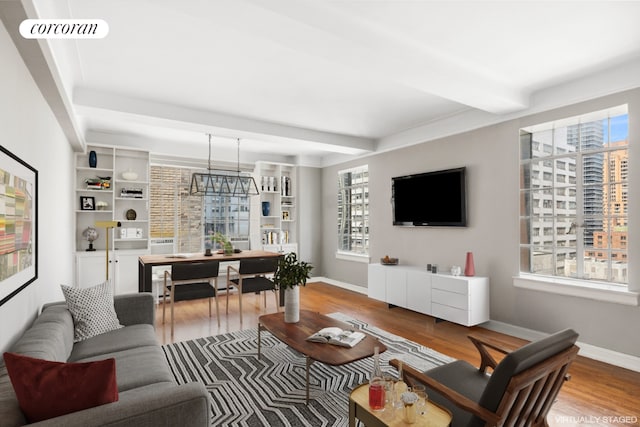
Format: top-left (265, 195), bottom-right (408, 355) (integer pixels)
top-left (516, 105), bottom-right (638, 305)
top-left (150, 165), bottom-right (252, 252)
top-left (336, 165), bottom-right (370, 262)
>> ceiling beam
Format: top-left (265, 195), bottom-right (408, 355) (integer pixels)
top-left (237, 0), bottom-right (529, 114)
top-left (73, 88), bottom-right (375, 155)
top-left (0, 0), bottom-right (85, 152)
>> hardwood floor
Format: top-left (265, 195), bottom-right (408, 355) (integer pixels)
top-left (155, 282), bottom-right (640, 427)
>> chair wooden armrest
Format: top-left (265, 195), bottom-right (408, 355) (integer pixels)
top-left (227, 264), bottom-right (239, 275)
top-left (467, 334), bottom-right (520, 373)
top-left (390, 359), bottom-right (501, 426)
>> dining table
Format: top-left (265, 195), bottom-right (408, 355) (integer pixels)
top-left (137, 249), bottom-right (282, 293)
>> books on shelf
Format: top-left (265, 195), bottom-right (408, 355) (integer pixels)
top-left (306, 327), bottom-right (365, 348)
top-left (120, 188), bottom-right (144, 198)
top-left (281, 176), bottom-right (292, 196)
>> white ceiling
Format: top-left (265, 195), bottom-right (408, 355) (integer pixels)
top-left (23, 0), bottom-right (640, 166)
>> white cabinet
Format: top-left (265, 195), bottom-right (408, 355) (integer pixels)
top-left (386, 268), bottom-right (408, 307)
top-left (367, 264), bottom-right (387, 302)
top-left (406, 269), bottom-right (432, 314)
top-left (367, 264), bottom-right (430, 316)
top-left (367, 263), bottom-right (490, 326)
top-left (76, 251), bottom-right (141, 295)
top-left (113, 253), bottom-right (141, 295)
top-left (431, 275), bottom-right (490, 327)
top-left (254, 162), bottom-right (297, 250)
top-left (76, 252), bottom-right (106, 289)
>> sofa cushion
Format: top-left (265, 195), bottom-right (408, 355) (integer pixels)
top-left (76, 346), bottom-right (175, 392)
top-left (69, 324), bottom-right (158, 362)
top-left (0, 362), bottom-right (26, 427)
top-left (3, 352), bottom-right (118, 423)
top-left (61, 282), bottom-right (124, 342)
top-left (8, 304), bottom-right (74, 362)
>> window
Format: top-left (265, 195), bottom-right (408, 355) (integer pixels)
top-left (337, 166), bottom-right (369, 257)
top-left (519, 105), bottom-right (629, 286)
top-left (150, 166), bottom-right (251, 252)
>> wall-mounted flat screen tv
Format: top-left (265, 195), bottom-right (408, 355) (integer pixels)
top-left (392, 167), bottom-right (467, 227)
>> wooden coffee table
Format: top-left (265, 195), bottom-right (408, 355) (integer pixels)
top-left (258, 310), bottom-right (387, 404)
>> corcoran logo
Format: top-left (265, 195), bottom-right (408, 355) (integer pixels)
top-left (19, 19), bottom-right (108, 39)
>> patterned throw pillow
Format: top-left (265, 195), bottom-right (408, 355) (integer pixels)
top-left (61, 281), bottom-right (123, 342)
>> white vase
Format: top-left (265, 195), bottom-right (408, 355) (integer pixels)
top-left (284, 286), bottom-right (300, 323)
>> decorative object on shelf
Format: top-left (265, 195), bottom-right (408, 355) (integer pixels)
top-left (89, 150), bottom-right (97, 168)
top-left (120, 228), bottom-right (142, 239)
top-left (204, 238), bottom-right (213, 256)
top-left (189, 134), bottom-right (259, 196)
top-left (125, 209), bottom-right (137, 220)
top-left (464, 252), bottom-right (475, 276)
top-left (96, 201), bottom-right (108, 211)
top-left (82, 227), bottom-right (99, 251)
top-left (282, 211), bottom-right (289, 220)
top-left (262, 201), bottom-right (270, 217)
top-left (380, 255), bottom-right (398, 265)
top-left (121, 170), bottom-right (138, 181)
top-left (85, 177), bottom-right (110, 189)
top-left (80, 196), bottom-right (95, 211)
top-left (212, 232), bottom-right (233, 256)
top-left (281, 176), bottom-right (292, 196)
top-left (120, 187), bottom-right (143, 198)
top-left (273, 252), bottom-right (313, 323)
top-left (451, 265), bottom-right (462, 276)
top-left (82, 227), bottom-right (100, 252)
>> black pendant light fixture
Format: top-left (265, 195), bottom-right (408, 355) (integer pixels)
top-left (189, 134), bottom-right (259, 196)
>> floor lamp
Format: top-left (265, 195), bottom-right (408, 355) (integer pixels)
top-left (95, 221), bottom-right (121, 282)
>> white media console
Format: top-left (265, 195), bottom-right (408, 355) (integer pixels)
top-left (367, 263), bottom-right (490, 326)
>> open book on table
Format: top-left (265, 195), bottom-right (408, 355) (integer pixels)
top-left (306, 327), bottom-right (366, 348)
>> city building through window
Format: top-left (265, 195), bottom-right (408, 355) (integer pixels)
top-left (150, 166), bottom-right (251, 253)
top-left (519, 105), bottom-right (629, 285)
top-left (337, 166), bottom-right (369, 256)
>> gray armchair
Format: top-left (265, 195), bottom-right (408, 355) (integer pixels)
top-left (391, 328), bottom-right (579, 427)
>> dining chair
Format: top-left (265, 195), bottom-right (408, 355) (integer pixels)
top-left (162, 261), bottom-right (221, 335)
top-left (226, 256), bottom-right (281, 323)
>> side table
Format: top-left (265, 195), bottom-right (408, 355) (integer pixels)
top-left (348, 383), bottom-right (452, 427)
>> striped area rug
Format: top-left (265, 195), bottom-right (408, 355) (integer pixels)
top-left (162, 313), bottom-right (454, 427)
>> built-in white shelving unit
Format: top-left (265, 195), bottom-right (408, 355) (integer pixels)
top-left (254, 161), bottom-right (297, 254)
top-left (74, 144), bottom-right (150, 293)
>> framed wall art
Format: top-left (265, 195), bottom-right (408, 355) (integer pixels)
top-left (0, 146), bottom-right (38, 307)
top-left (80, 196), bottom-right (95, 211)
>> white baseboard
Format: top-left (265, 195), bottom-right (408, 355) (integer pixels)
top-left (484, 320), bottom-right (640, 373)
top-left (312, 278), bottom-right (640, 373)
top-left (311, 276), bottom-right (368, 295)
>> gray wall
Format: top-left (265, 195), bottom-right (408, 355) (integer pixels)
top-left (297, 166), bottom-right (322, 269)
top-left (0, 20), bottom-right (75, 351)
top-left (321, 89), bottom-right (640, 358)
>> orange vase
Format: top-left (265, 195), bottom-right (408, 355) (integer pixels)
top-left (464, 252), bottom-right (475, 276)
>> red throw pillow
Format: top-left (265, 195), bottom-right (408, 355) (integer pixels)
top-left (3, 352), bottom-right (118, 422)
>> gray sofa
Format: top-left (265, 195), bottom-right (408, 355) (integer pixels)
top-left (0, 293), bottom-right (210, 426)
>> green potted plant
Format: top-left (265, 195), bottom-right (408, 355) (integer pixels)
top-left (273, 252), bottom-right (313, 323)
top-left (211, 232), bottom-right (234, 255)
